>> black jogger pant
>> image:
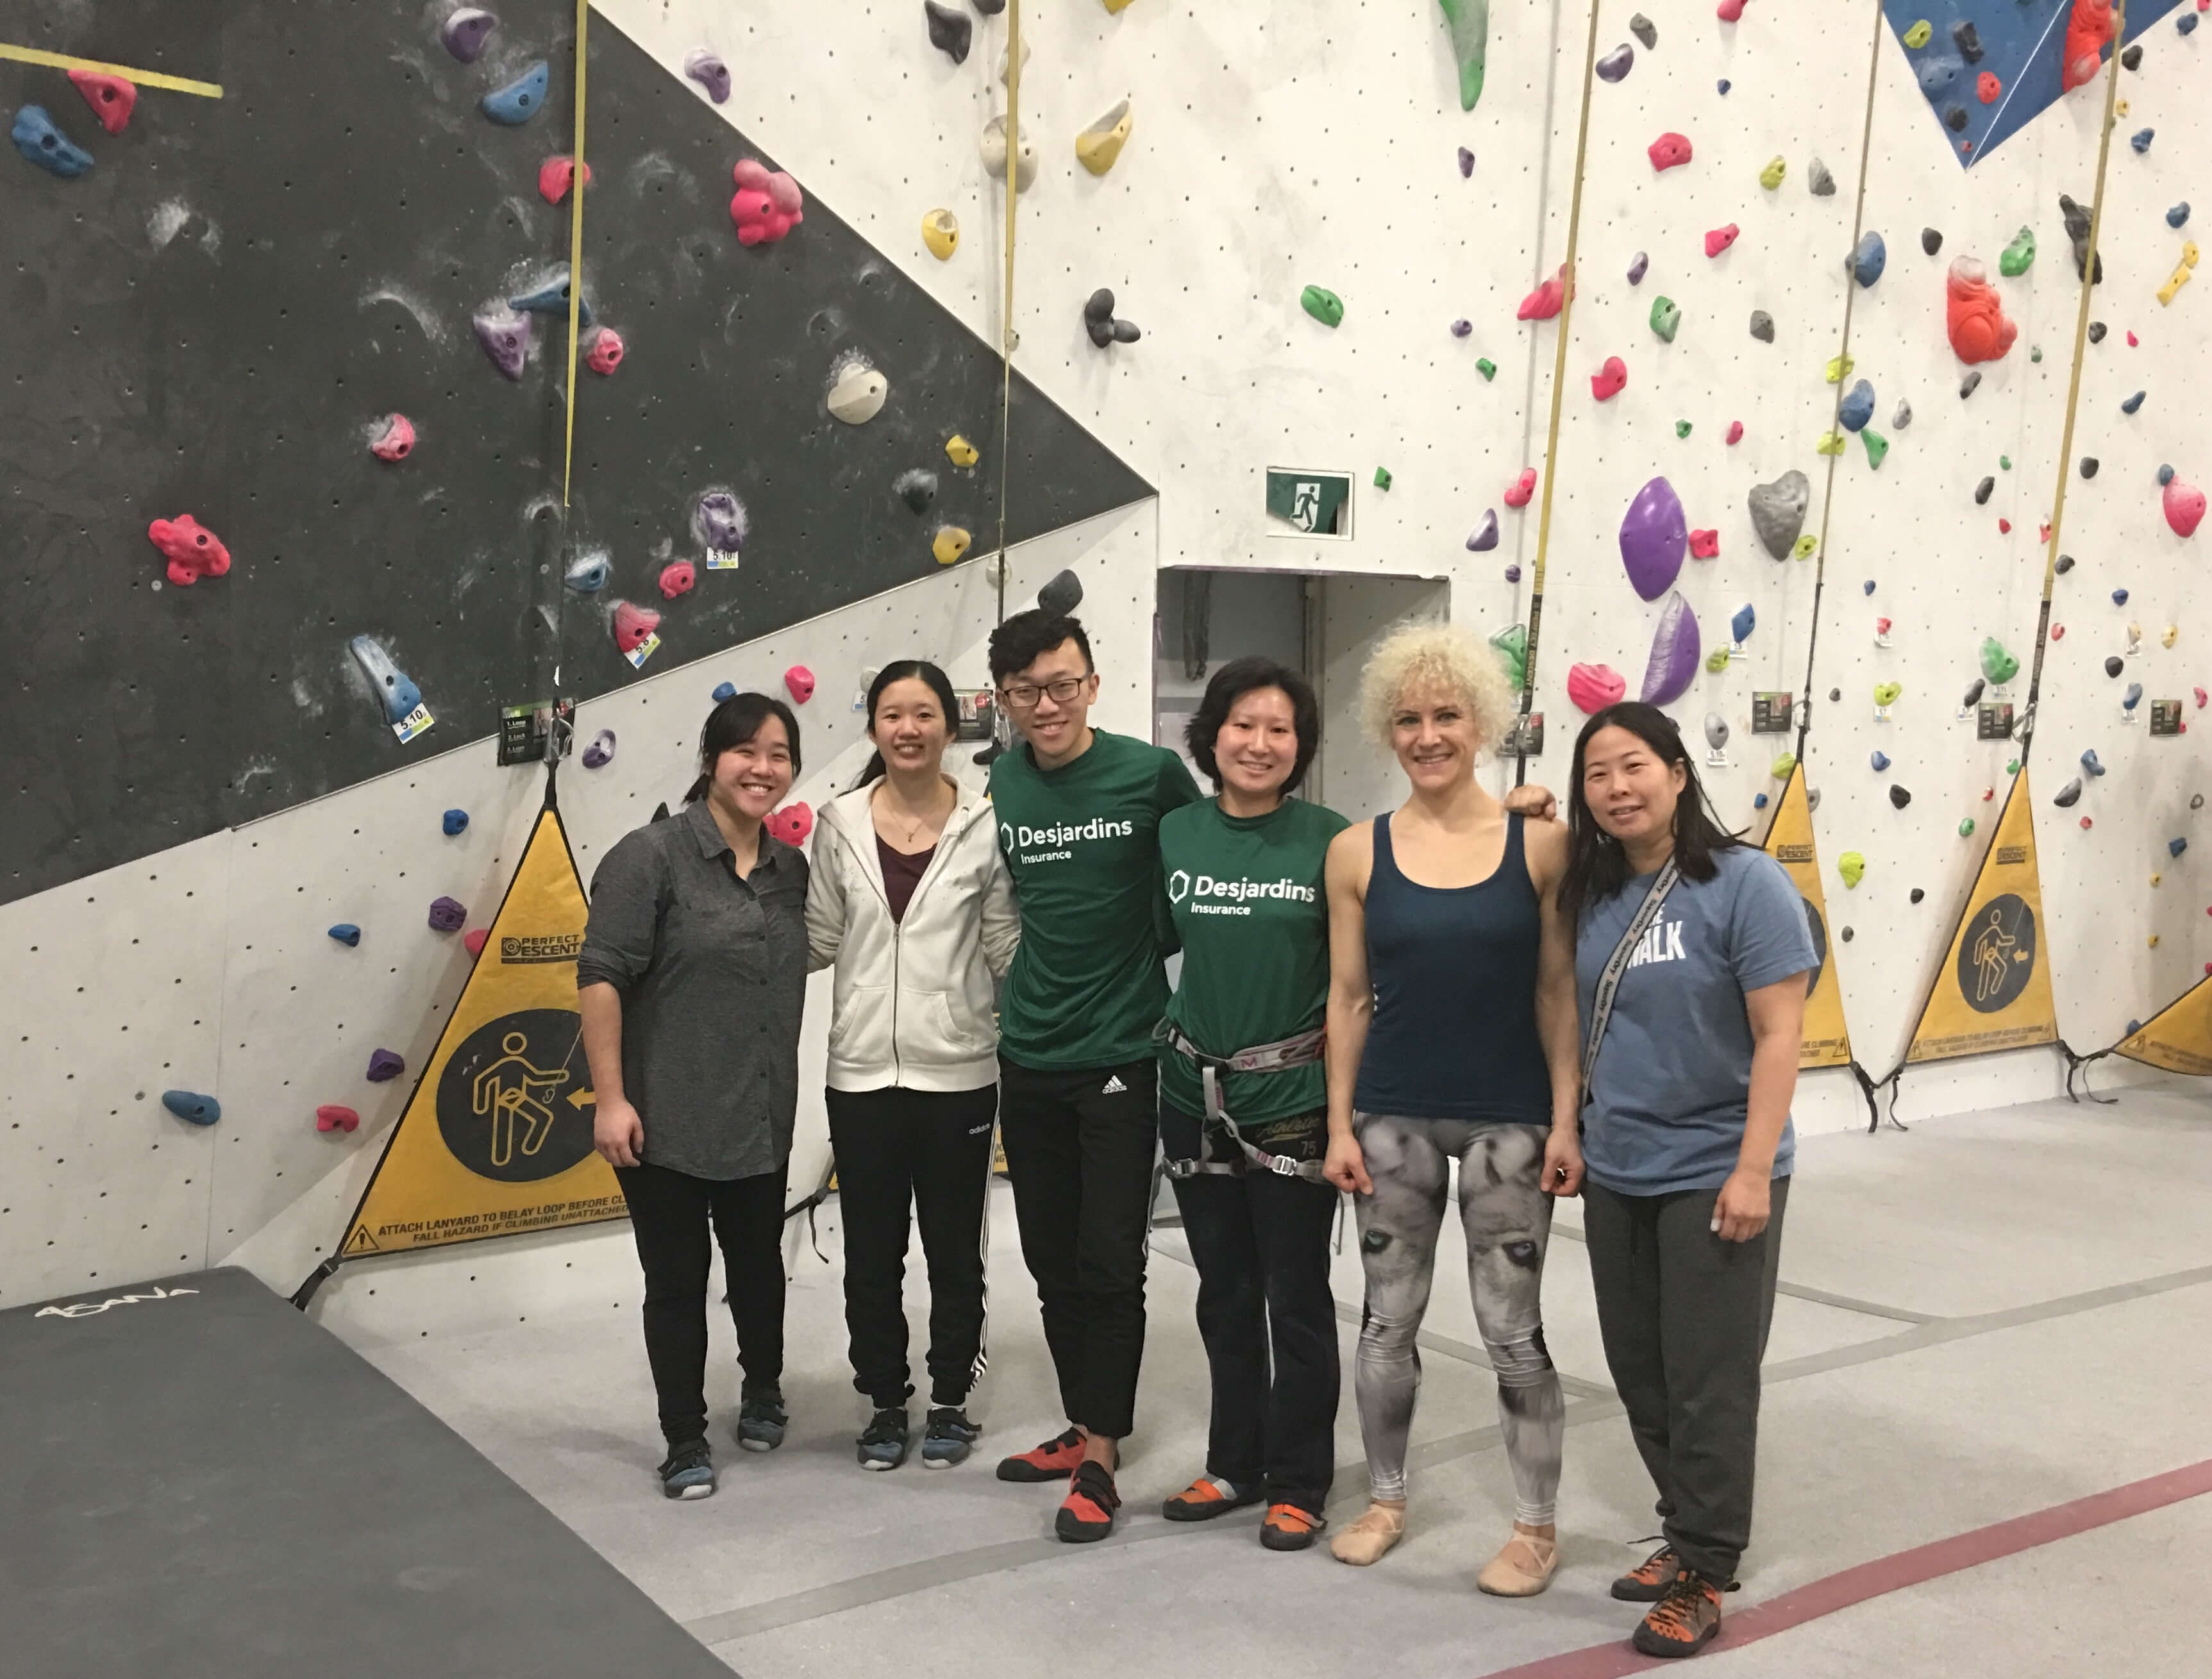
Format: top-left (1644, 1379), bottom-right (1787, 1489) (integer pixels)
top-left (825, 1083), bottom-right (999, 1410)
top-left (1161, 1103), bottom-right (1339, 1516)
top-left (616, 1159), bottom-right (789, 1449)
top-left (997, 1055), bottom-right (1158, 1440)
top-left (1581, 1173), bottom-right (1791, 1584)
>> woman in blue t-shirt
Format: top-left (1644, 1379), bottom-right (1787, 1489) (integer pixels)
top-left (1559, 703), bottom-right (1816, 1662)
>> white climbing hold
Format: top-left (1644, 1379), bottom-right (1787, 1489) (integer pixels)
top-left (980, 115), bottom-right (1038, 192)
top-left (827, 357), bottom-right (889, 424)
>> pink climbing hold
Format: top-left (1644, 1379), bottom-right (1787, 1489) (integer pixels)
top-left (783, 665), bottom-right (816, 705)
top-left (69, 69), bottom-right (137, 135)
top-left (1946, 258), bottom-right (2018, 363)
top-left (731, 159), bottom-right (804, 246)
top-left (315, 1105), bottom-right (360, 1134)
top-left (1648, 132), bottom-right (1692, 172)
top-left (537, 155), bottom-right (591, 204)
top-left (147, 515), bottom-right (231, 586)
top-left (1998, 518), bottom-right (2012, 534)
top-left (1716, 0), bottom-right (1747, 19)
top-left (613, 600), bottom-right (661, 654)
top-left (1725, 421), bottom-right (1744, 444)
top-left (1977, 71), bottom-right (2002, 104)
top-left (1517, 265), bottom-right (1566, 321)
top-left (1689, 528), bottom-right (1720, 558)
top-left (2127, 330), bottom-right (2139, 347)
top-left (1504, 468), bottom-right (1538, 508)
top-left (585, 328), bottom-right (624, 374)
top-left (2197, 687), bottom-right (2208, 708)
top-left (2063, 0), bottom-right (2115, 92)
top-left (371, 413), bottom-right (415, 462)
top-left (766, 802), bottom-right (814, 846)
top-left (1568, 664), bottom-right (1627, 714)
top-left (658, 560), bottom-right (696, 599)
top-left (464, 928), bottom-right (490, 956)
top-left (1705, 224), bottom-right (1741, 258)
top-left (2165, 478), bottom-right (2206, 538)
top-left (1591, 356), bottom-right (1628, 401)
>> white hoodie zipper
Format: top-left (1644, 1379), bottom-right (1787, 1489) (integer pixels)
top-left (834, 791), bottom-right (982, 1089)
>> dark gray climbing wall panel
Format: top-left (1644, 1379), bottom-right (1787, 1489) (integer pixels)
top-left (0, 0), bottom-right (1152, 906)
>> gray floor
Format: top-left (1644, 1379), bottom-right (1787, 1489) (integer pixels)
top-left (358, 1087), bottom-right (2212, 1679)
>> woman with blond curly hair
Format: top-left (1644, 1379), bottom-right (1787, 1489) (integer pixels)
top-left (1321, 621), bottom-right (1582, 1596)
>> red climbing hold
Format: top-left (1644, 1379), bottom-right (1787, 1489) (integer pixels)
top-left (1590, 356), bottom-right (1628, 401)
top-left (371, 413), bottom-right (415, 462)
top-left (147, 515), bottom-right (231, 586)
top-left (1945, 257), bottom-right (2018, 363)
top-left (2166, 478), bottom-right (2206, 537)
top-left (1725, 421), bottom-right (1744, 445)
top-left (2063, 0), bottom-right (2115, 92)
top-left (464, 928), bottom-right (490, 956)
top-left (1689, 528), bottom-right (1720, 558)
top-left (1716, 0), bottom-right (1747, 19)
top-left (585, 328), bottom-right (624, 374)
top-left (1504, 468), bottom-right (1538, 508)
top-left (766, 802), bottom-right (814, 846)
top-left (731, 159), bottom-right (804, 246)
top-left (69, 69), bottom-right (137, 135)
top-left (613, 601), bottom-right (661, 654)
top-left (1648, 131), bottom-right (1692, 172)
top-left (1977, 71), bottom-right (2002, 103)
top-left (1705, 224), bottom-right (1741, 258)
top-left (783, 665), bottom-right (816, 704)
top-left (1517, 265), bottom-right (1566, 321)
top-left (316, 1105), bottom-right (360, 1134)
top-left (537, 155), bottom-right (592, 204)
top-left (658, 560), bottom-right (697, 599)
top-left (1998, 518), bottom-right (2012, 534)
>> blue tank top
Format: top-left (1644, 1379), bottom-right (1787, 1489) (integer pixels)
top-left (1352, 810), bottom-right (1552, 1125)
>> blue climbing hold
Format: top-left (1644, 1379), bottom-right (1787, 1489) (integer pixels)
top-left (2082, 749), bottom-right (2106, 776)
top-left (2131, 128), bottom-right (2154, 155)
top-left (328, 923), bottom-right (362, 946)
top-left (1753, 793), bottom-right (1769, 810)
top-left (1870, 750), bottom-right (1891, 773)
top-left (2172, 837), bottom-right (2190, 858)
top-left (1916, 56), bottom-right (1961, 96)
top-left (162, 1090), bottom-right (221, 1126)
top-left (1863, 580), bottom-right (1877, 596)
top-left (12, 105), bottom-right (93, 178)
top-left (564, 551), bottom-right (609, 592)
top-left (1730, 604), bottom-right (1755, 644)
top-left (1716, 78), bottom-right (1730, 94)
top-left (2181, 10), bottom-right (2199, 35)
top-left (2159, 464), bottom-right (2176, 486)
top-left (2169, 203), bottom-right (2191, 230)
top-left (348, 635), bottom-right (423, 725)
top-left (510, 272), bottom-right (592, 328)
top-left (1848, 231), bottom-right (1886, 288)
top-left (2122, 390), bottom-right (2146, 414)
top-left (2123, 684), bottom-right (2143, 712)
top-left (482, 60), bottom-right (549, 125)
top-left (2113, 588), bottom-right (2130, 606)
top-left (712, 680), bottom-right (737, 703)
top-left (442, 808), bottom-right (469, 836)
top-left (1838, 379), bottom-right (1875, 433)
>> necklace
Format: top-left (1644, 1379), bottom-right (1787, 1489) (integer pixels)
top-left (877, 778), bottom-right (952, 846)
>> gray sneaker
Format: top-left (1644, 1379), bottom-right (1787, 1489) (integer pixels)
top-left (857, 1407), bottom-right (910, 1470)
top-left (735, 1388), bottom-right (787, 1453)
top-left (921, 1406), bottom-right (981, 1468)
top-left (659, 1439), bottom-right (716, 1499)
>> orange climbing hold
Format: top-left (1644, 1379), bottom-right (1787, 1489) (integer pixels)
top-left (1946, 257), bottom-right (2018, 363)
top-left (2063, 0), bottom-right (2115, 92)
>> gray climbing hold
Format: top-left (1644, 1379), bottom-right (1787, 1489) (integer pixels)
top-left (1838, 379), bottom-right (1874, 432)
top-left (1596, 44), bottom-right (1634, 81)
top-left (1629, 12), bottom-right (1656, 47)
top-left (2159, 464), bottom-right (2176, 485)
top-left (1467, 509), bottom-right (1500, 551)
top-left (1037, 569), bottom-right (1083, 615)
top-left (972, 0), bottom-right (1004, 12)
top-left (1960, 369), bottom-right (1982, 399)
top-left (1962, 678), bottom-right (1985, 708)
top-left (473, 306), bottom-right (532, 380)
top-left (685, 51), bottom-right (731, 103)
top-left (1083, 287), bottom-right (1141, 347)
top-left (2131, 129), bottom-right (2154, 154)
top-left (1922, 227), bottom-right (1943, 256)
top-left (440, 7), bottom-right (498, 62)
top-left (2104, 655), bottom-right (2125, 677)
top-left (1459, 146), bottom-right (1475, 177)
top-left (2122, 390), bottom-right (2146, 414)
top-left (2081, 456), bottom-right (2099, 479)
top-left (12, 106), bottom-right (93, 178)
top-left (1748, 309), bottom-right (1774, 342)
top-left (1892, 399), bottom-right (1913, 429)
top-left (1975, 475), bottom-right (1995, 505)
top-left (1946, 105), bottom-right (1968, 133)
top-left (1848, 231), bottom-right (1886, 287)
top-left (565, 550), bottom-right (609, 592)
top-left (1889, 785), bottom-right (1912, 810)
top-left (1807, 157), bottom-right (1836, 196)
top-left (1911, 889), bottom-right (1925, 905)
top-left (2124, 42), bottom-right (2145, 68)
top-left (2088, 321), bottom-right (2107, 344)
top-left (349, 635), bottom-right (421, 723)
top-left (925, 0), bottom-right (973, 63)
top-left (894, 469), bottom-right (938, 514)
top-left (2056, 554), bottom-right (2076, 574)
top-left (1705, 714), bottom-right (1729, 751)
top-left (693, 490), bottom-right (748, 555)
top-left (2057, 195), bottom-right (2104, 283)
top-left (1627, 251), bottom-right (1648, 285)
top-left (162, 1090), bottom-right (221, 1126)
top-left (1748, 470), bottom-right (1810, 560)
top-left (1952, 20), bottom-right (1982, 60)
top-left (481, 61), bottom-right (549, 125)
top-left (367, 1049), bottom-right (406, 1082)
top-left (1452, 319), bottom-right (1473, 337)
top-left (2082, 749), bottom-right (2106, 778)
top-left (329, 923), bottom-right (362, 946)
top-left (2053, 778), bottom-right (2083, 807)
top-left (2171, 203), bottom-right (2192, 230)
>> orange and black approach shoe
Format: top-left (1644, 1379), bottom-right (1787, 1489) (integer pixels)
top-left (1613, 1541), bottom-right (1682, 1601)
top-left (1259, 1503), bottom-right (1325, 1552)
top-left (1055, 1461), bottom-right (1121, 1542)
top-left (1632, 1573), bottom-right (1724, 1659)
top-left (1162, 1476), bottom-right (1263, 1522)
top-left (996, 1426), bottom-right (1085, 1483)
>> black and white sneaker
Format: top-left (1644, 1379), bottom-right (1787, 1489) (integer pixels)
top-left (858, 1407), bottom-right (910, 1470)
top-left (659, 1439), bottom-right (716, 1500)
top-left (921, 1407), bottom-right (982, 1468)
top-left (735, 1387), bottom-right (787, 1453)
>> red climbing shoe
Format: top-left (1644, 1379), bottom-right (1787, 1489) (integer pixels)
top-left (1161, 1476), bottom-right (1262, 1522)
top-left (1055, 1461), bottom-right (1121, 1542)
top-left (1259, 1503), bottom-right (1325, 1551)
top-left (995, 1426), bottom-right (1085, 1483)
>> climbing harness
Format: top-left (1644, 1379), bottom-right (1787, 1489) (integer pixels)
top-left (1156, 1023), bottom-right (1330, 1185)
top-left (1577, 858), bottom-right (1681, 1114)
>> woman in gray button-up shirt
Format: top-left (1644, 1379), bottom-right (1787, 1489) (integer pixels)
top-left (578, 692), bottom-right (809, 1502)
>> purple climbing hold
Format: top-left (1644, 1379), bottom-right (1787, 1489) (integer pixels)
top-left (582, 728), bottom-right (615, 769)
top-left (366, 1048), bottom-right (406, 1083)
top-left (1451, 319), bottom-right (1473, 337)
top-left (694, 489), bottom-right (748, 555)
top-left (1467, 509), bottom-right (1500, 551)
top-left (440, 7), bottom-right (498, 62)
top-left (1627, 251), bottom-right (1649, 285)
top-left (428, 896), bottom-right (467, 933)
top-left (473, 306), bottom-right (531, 380)
top-left (1639, 591), bottom-right (1701, 706)
top-left (1596, 43), bottom-right (1635, 81)
top-left (685, 50), bottom-right (731, 104)
top-left (1505, 565), bottom-right (1522, 583)
top-left (1619, 476), bottom-right (1688, 601)
top-left (1458, 146), bottom-right (1475, 177)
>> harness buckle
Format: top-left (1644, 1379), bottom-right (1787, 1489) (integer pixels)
top-left (1266, 1153), bottom-right (1300, 1178)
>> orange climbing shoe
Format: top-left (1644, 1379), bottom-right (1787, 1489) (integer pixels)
top-left (1632, 1573), bottom-right (1725, 1659)
top-left (995, 1426), bottom-right (1085, 1483)
top-left (1055, 1461), bottom-right (1121, 1542)
top-left (1259, 1503), bottom-right (1325, 1552)
top-left (1162, 1476), bottom-right (1262, 1522)
top-left (1613, 1541), bottom-right (1682, 1601)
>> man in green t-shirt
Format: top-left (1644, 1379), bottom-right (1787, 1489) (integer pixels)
top-left (984, 609), bottom-right (1200, 1542)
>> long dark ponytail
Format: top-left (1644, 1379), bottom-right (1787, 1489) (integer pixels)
top-left (685, 691), bottom-right (801, 805)
top-left (1560, 701), bottom-right (1744, 923)
top-left (853, 660), bottom-right (959, 789)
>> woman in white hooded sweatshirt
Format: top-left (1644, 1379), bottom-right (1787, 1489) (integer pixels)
top-left (807, 660), bottom-right (1019, 1472)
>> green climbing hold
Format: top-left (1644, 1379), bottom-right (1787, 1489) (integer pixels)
top-left (1998, 226), bottom-right (2036, 276)
top-left (2029, 345), bottom-right (2043, 363)
top-left (1903, 19), bottom-right (1932, 49)
top-left (1791, 534), bottom-right (1818, 559)
top-left (1958, 818), bottom-right (1975, 837)
top-left (1373, 466), bottom-right (1393, 490)
top-left (1705, 648), bottom-right (1732, 673)
top-left (1838, 851), bottom-right (1866, 889)
top-left (1675, 420), bottom-right (1693, 438)
top-left (1477, 357), bottom-right (1497, 380)
top-left (1488, 622), bottom-right (1527, 690)
top-left (1999, 455), bottom-right (2011, 470)
top-left (1861, 428), bottom-right (1889, 469)
top-left (1300, 285), bottom-right (1344, 327)
top-left (1437, 0), bottom-right (1492, 112)
top-left (1759, 155), bottom-right (1786, 190)
top-left (1650, 296), bottom-right (1681, 342)
top-left (1979, 637), bottom-right (2019, 683)
top-left (2006, 758), bottom-right (2020, 776)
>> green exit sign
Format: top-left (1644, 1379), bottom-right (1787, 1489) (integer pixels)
top-left (1266, 467), bottom-right (1353, 539)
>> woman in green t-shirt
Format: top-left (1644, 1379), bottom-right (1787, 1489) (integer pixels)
top-left (1153, 658), bottom-right (1348, 1551)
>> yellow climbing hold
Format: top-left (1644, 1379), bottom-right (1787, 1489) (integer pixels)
top-left (945, 434), bottom-right (980, 468)
top-left (1102, 0), bottom-right (1137, 11)
top-left (2158, 239), bottom-right (2199, 306)
top-left (1873, 681), bottom-right (1902, 707)
top-left (2164, 624), bottom-right (2180, 647)
top-left (1825, 353), bottom-right (1855, 383)
top-left (1791, 535), bottom-right (1818, 560)
top-left (921, 208), bottom-right (959, 260)
top-left (1076, 99), bottom-right (1132, 176)
top-left (1902, 19), bottom-right (1932, 47)
top-left (1816, 430), bottom-right (1847, 456)
top-left (1759, 155), bottom-right (1786, 190)
top-left (932, 526), bottom-right (972, 565)
top-left (2150, 933), bottom-right (2161, 948)
top-left (1770, 751), bottom-right (1797, 780)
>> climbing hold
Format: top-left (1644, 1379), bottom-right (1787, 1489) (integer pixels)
top-left (932, 526), bottom-right (972, 565)
top-left (1864, 581), bottom-right (1878, 596)
top-left (2172, 837), bottom-right (2190, 858)
top-left (1998, 517), bottom-right (2012, 533)
top-left (2131, 128), bottom-right (2154, 153)
top-left (1036, 569), bottom-right (1085, 617)
top-left (1947, 257), bottom-right (2017, 363)
top-left (1998, 226), bottom-right (2037, 278)
top-left (1808, 157), bottom-right (1836, 196)
top-left (1815, 430), bottom-right (1847, 458)
top-left (1973, 474), bottom-right (1998, 508)
top-left (1463, 510), bottom-right (1502, 552)
top-left (441, 7), bottom-right (498, 60)
top-left (473, 306), bottom-right (532, 380)
top-left (1839, 853), bottom-right (1866, 889)
top-left (1889, 786), bottom-right (1913, 810)
top-left (428, 896), bottom-right (468, 933)
top-left (1640, 592), bottom-right (1701, 707)
top-left (1838, 380), bottom-right (1875, 432)
top-left (1874, 616), bottom-right (1893, 645)
top-left (1961, 371), bottom-right (1982, 399)
top-left (1649, 296), bottom-right (1680, 342)
top-left (979, 114), bottom-right (1037, 191)
top-left (162, 1090), bottom-right (221, 1126)
top-left (2104, 655), bottom-right (2124, 678)
top-left (581, 728), bottom-right (615, 770)
top-left (1077, 99), bottom-right (1133, 175)
top-left (1904, 19), bottom-right (1932, 49)
top-left (1748, 309), bottom-right (1774, 342)
top-left (827, 360), bottom-right (889, 424)
top-left (317, 1103), bottom-right (362, 1134)
top-left (1504, 468), bottom-right (1538, 508)
top-left (510, 272), bottom-right (591, 328)
top-left (12, 106), bottom-right (92, 178)
top-left (683, 491), bottom-right (744, 560)
top-left (2159, 464), bottom-right (2176, 485)
top-left (1770, 752), bottom-right (1798, 780)
top-left (2166, 478), bottom-right (2206, 537)
top-left (1083, 287), bottom-right (1141, 347)
top-left (612, 601), bottom-right (660, 655)
top-left (1504, 565), bottom-right (1522, 583)
top-left (765, 803), bottom-right (814, 848)
top-left (1945, 104), bottom-right (1968, 131)
top-left (329, 923), bottom-right (362, 948)
top-left (1962, 678), bottom-right (1987, 709)
top-left (2159, 240), bottom-right (2200, 306)
top-left (1922, 228), bottom-right (1943, 257)
top-left (1627, 252), bottom-right (1648, 286)
top-left (1730, 604), bottom-right (1755, 647)
top-left (564, 551), bottom-right (609, 594)
top-left (1825, 355), bottom-right (1856, 384)
top-left (781, 666), bottom-right (815, 706)
top-left (946, 435), bottom-right (980, 468)
top-left (1717, 0), bottom-right (1747, 21)
top-left (1689, 528), bottom-right (1719, 558)
top-left (1647, 132), bottom-right (1692, 172)
top-left (1477, 358), bottom-right (1498, 380)
top-left (2183, 11), bottom-right (2201, 35)
top-left (1630, 12), bottom-right (1656, 47)
top-left (2124, 683), bottom-right (2143, 712)
top-left (67, 70), bottom-right (137, 135)
top-left (481, 62), bottom-right (549, 125)
top-left (1862, 430), bottom-right (1889, 469)
top-left (1597, 44), bottom-right (1635, 81)
top-left (685, 50), bottom-right (731, 103)
top-left (658, 560), bottom-right (696, 600)
top-left (732, 159), bottom-right (805, 244)
top-left (1373, 467), bottom-right (1394, 490)
top-left (537, 155), bottom-right (589, 205)
top-left (366, 1049), bottom-right (406, 1083)
top-left (2163, 625), bottom-right (2179, 649)
top-left (921, 208), bottom-right (960, 260)
top-left (2171, 204), bottom-right (2192, 230)
top-left (1874, 681), bottom-right (1902, 709)
top-left (1848, 231), bottom-right (1887, 287)
top-left (1792, 535), bottom-right (1818, 560)
top-left (2089, 321), bottom-right (2107, 344)
top-left (1568, 664), bottom-right (1627, 713)
top-left (147, 515), bottom-right (231, 587)
top-left (1705, 224), bottom-right (1741, 258)
top-left (1591, 356), bottom-right (1629, 401)
top-left (442, 808), bottom-right (469, 837)
top-left (1950, 18), bottom-right (1984, 60)
top-left (582, 328), bottom-right (624, 375)
top-left (2082, 457), bottom-right (2100, 479)
top-left (1436, 0), bottom-right (1493, 110)
top-left (1725, 421), bottom-right (1743, 445)
top-left (1759, 156), bottom-right (1786, 190)
top-left (2121, 390), bottom-right (2146, 415)
top-left (894, 469), bottom-right (939, 515)
top-left (1977, 71), bottom-right (2002, 103)
top-left (1302, 285), bottom-right (1346, 327)
top-left (1619, 477), bottom-right (1687, 599)
top-left (2063, 0), bottom-right (2114, 91)
top-left (2056, 196), bottom-right (2103, 283)
top-left (1980, 640), bottom-right (2020, 685)
top-left (1451, 320), bottom-right (1472, 338)
top-left (1517, 268), bottom-right (1565, 321)
top-left (925, 0), bottom-right (973, 63)
top-left (1748, 471), bottom-right (1810, 560)
top-left (1675, 421), bottom-right (1694, 439)
top-left (1705, 714), bottom-right (1729, 751)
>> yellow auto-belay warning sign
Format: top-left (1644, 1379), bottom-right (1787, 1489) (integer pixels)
top-left (1903, 769), bottom-right (2059, 1065)
top-left (337, 806), bottom-right (627, 1259)
top-left (1761, 764), bottom-right (1852, 1070)
top-left (2114, 976), bottom-right (2212, 1076)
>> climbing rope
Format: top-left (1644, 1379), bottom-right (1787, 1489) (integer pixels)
top-left (559, 0), bottom-right (591, 509)
top-left (991, 0), bottom-right (1021, 628)
top-left (1512, 0), bottom-right (1603, 785)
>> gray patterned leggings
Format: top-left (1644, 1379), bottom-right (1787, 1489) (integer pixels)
top-left (1350, 1115), bottom-right (1563, 1524)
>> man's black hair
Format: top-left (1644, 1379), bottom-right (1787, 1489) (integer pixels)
top-left (987, 610), bottom-right (1093, 685)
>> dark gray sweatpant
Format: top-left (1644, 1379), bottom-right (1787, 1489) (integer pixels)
top-left (1581, 1174), bottom-right (1790, 1585)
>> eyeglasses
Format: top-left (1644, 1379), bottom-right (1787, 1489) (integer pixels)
top-left (998, 676), bottom-right (1087, 710)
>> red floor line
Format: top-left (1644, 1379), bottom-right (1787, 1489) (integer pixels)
top-left (1477, 1457), bottom-right (2212, 1679)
